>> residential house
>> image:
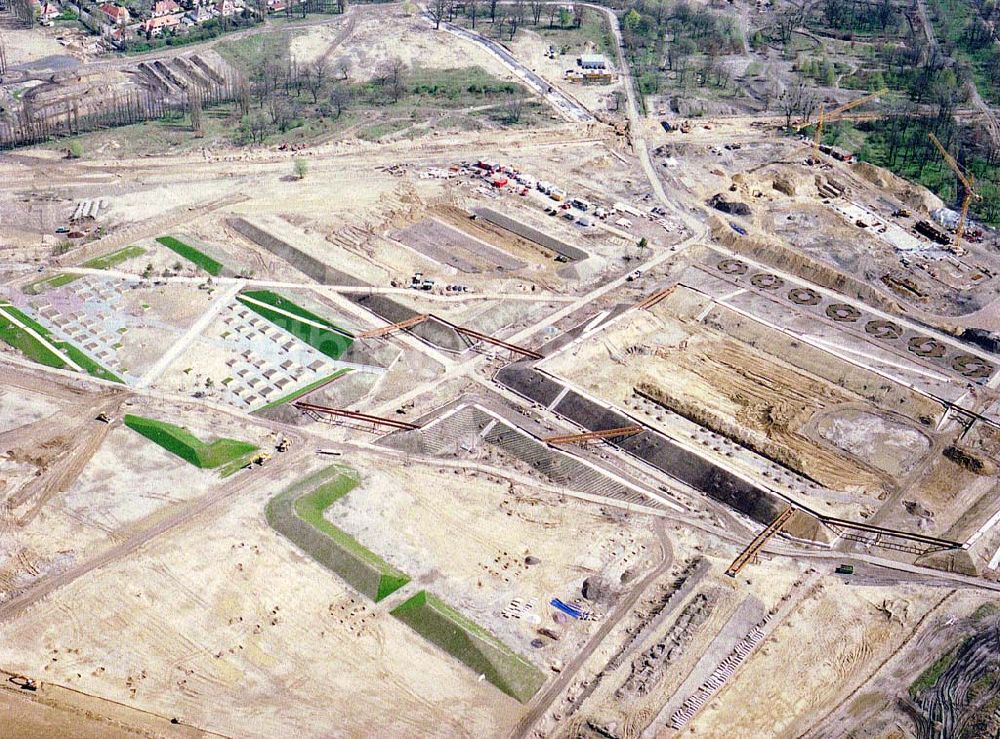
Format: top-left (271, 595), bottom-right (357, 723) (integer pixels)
top-left (98, 3), bottom-right (131, 25)
top-left (213, 0), bottom-right (237, 16)
top-left (141, 0), bottom-right (184, 34)
top-left (185, 4), bottom-right (213, 24)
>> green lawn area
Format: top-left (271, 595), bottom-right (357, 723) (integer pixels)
top-left (123, 414), bottom-right (259, 470)
top-left (391, 590), bottom-right (546, 702)
top-left (25, 272), bottom-right (82, 293)
top-left (236, 290), bottom-right (354, 360)
top-left (156, 235), bottom-right (224, 276)
top-left (81, 245), bottom-right (147, 270)
top-left (0, 304), bottom-right (123, 382)
top-left (254, 368), bottom-right (351, 413)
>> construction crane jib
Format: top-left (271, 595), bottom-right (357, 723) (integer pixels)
top-left (928, 132), bottom-right (982, 254)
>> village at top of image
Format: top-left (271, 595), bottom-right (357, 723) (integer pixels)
top-left (0, 0), bottom-right (999, 736)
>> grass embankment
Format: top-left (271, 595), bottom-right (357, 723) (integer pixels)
top-left (26, 246), bottom-right (148, 293)
top-left (268, 467), bottom-right (544, 699)
top-left (0, 304), bottom-right (124, 382)
top-left (254, 368), bottom-right (351, 413)
top-left (236, 290), bottom-right (354, 360)
top-left (123, 414), bottom-right (258, 474)
top-left (156, 235), bottom-right (224, 276)
top-left (391, 591), bottom-right (546, 703)
top-left (265, 466), bottom-right (411, 602)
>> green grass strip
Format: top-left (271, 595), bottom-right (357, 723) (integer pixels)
top-left (253, 368), bottom-right (351, 413)
top-left (293, 475), bottom-right (410, 601)
top-left (156, 235), bottom-right (224, 276)
top-left (124, 414), bottom-right (258, 469)
top-left (0, 305), bottom-right (123, 382)
top-left (909, 638), bottom-right (969, 698)
top-left (391, 590), bottom-right (545, 702)
top-left (265, 466), bottom-right (411, 602)
top-left (81, 245), bottom-right (147, 270)
top-left (237, 290), bottom-right (354, 360)
top-left (24, 272), bottom-right (81, 293)
top-left (0, 309), bottom-right (68, 368)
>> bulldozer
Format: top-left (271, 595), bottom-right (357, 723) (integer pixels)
top-left (243, 452), bottom-right (271, 470)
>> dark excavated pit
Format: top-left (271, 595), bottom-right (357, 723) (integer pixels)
top-left (497, 364), bottom-right (785, 524)
top-left (347, 294), bottom-right (472, 353)
top-left (226, 217), bottom-right (365, 286)
top-left (496, 362), bottom-right (567, 407)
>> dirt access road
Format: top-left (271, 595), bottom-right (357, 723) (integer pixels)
top-left (0, 446), bottom-right (312, 623)
top-left (509, 521), bottom-right (674, 738)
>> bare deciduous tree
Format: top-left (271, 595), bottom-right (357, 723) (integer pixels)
top-left (429, 0), bottom-right (448, 28)
top-left (305, 59), bottom-right (329, 103)
top-left (503, 91), bottom-right (524, 123)
top-left (334, 55), bottom-right (353, 81)
top-left (329, 83), bottom-right (352, 118)
top-left (529, 0), bottom-right (543, 25)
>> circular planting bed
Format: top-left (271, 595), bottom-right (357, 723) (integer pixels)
top-left (907, 336), bottom-right (947, 358)
top-left (864, 320), bottom-right (903, 340)
top-left (787, 287), bottom-right (821, 306)
top-left (750, 273), bottom-right (784, 290)
top-left (951, 354), bottom-right (994, 378)
top-left (717, 259), bottom-right (749, 276)
top-left (825, 303), bottom-right (862, 322)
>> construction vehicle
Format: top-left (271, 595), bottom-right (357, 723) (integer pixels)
top-left (95, 413), bottom-right (111, 424)
top-left (796, 89), bottom-right (886, 164)
top-left (928, 132), bottom-right (982, 254)
top-left (10, 675), bottom-right (37, 691)
top-left (244, 452), bottom-right (271, 469)
top-left (275, 437), bottom-right (289, 453)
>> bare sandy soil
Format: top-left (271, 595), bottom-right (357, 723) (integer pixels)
top-left (0, 457), bottom-right (527, 738)
top-left (684, 579), bottom-right (947, 738)
top-left (3, 28), bottom-right (73, 67)
top-left (292, 10), bottom-right (498, 78)
top-left (0, 386), bottom-right (61, 434)
top-left (329, 458), bottom-right (658, 665)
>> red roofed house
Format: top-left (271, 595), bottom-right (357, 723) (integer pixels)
top-left (141, 0), bottom-right (183, 34)
top-left (151, 0), bottom-right (182, 16)
top-left (99, 3), bottom-right (131, 25)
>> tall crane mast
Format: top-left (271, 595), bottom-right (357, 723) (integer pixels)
top-left (796, 90), bottom-right (886, 163)
top-left (928, 132), bottom-right (982, 253)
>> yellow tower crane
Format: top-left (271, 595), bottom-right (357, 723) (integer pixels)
top-left (928, 132), bottom-right (982, 254)
top-left (796, 89), bottom-right (886, 163)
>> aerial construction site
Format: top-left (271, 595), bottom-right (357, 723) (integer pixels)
top-left (1, 0), bottom-right (999, 736)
